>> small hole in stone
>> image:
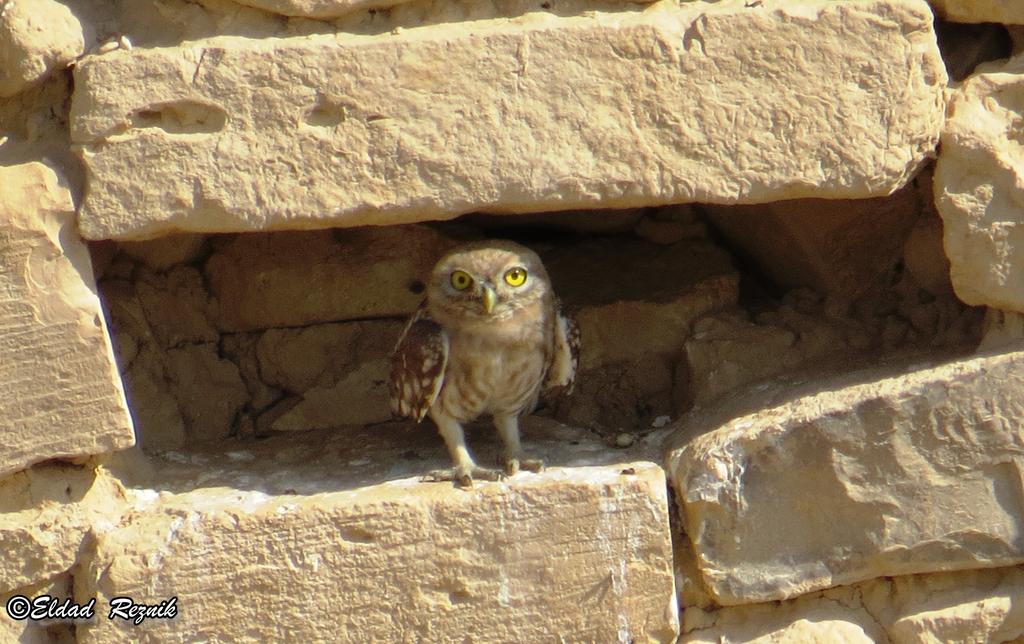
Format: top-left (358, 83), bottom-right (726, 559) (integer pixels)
top-left (408, 280), bottom-right (425, 295)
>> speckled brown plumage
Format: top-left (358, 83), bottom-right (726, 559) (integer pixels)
top-left (389, 240), bottom-right (578, 486)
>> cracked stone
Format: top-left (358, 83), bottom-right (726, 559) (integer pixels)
top-left (70, 0), bottom-right (945, 239)
top-left (667, 346), bottom-right (1024, 605)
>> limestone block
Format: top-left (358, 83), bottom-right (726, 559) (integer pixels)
top-left (683, 306), bottom-right (871, 407)
top-left (0, 464), bottom-right (125, 594)
top-left (255, 320), bottom-right (403, 430)
top-left (0, 163), bottom-right (134, 477)
top-left (935, 54), bottom-right (1024, 313)
top-left (135, 266), bottom-right (219, 348)
top-left (881, 566), bottom-right (1024, 644)
top-left (683, 566), bottom-right (1024, 643)
top-left (930, 0), bottom-right (1024, 24)
top-left (682, 585), bottom-right (881, 643)
top-left (702, 182), bottom-right (922, 302)
top-left (205, 226), bottom-right (452, 331)
top-left (163, 343), bottom-right (247, 441)
top-left (667, 347), bottom-right (1024, 605)
top-left (71, 0), bottom-right (946, 240)
top-left (77, 463), bottom-right (678, 642)
top-left (0, 0), bottom-right (84, 97)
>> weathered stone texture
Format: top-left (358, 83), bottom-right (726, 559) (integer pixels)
top-left (0, 0), bottom-right (84, 97)
top-left (0, 464), bottom-right (125, 594)
top-left (682, 565), bottom-right (1024, 643)
top-left (701, 182), bottom-right (922, 303)
top-left (205, 225), bottom-right (452, 331)
top-left (930, 0), bottom-right (1024, 24)
top-left (542, 236), bottom-right (738, 429)
top-left (936, 54), bottom-right (1024, 314)
top-left (255, 320), bottom-right (402, 430)
top-left (668, 347), bottom-right (1024, 606)
top-left (0, 163), bottom-right (134, 477)
top-left (71, 0), bottom-right (945, 240)
top-left (78, 463), bottom-right (678, 643)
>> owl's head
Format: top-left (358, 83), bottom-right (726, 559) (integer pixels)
top-left (427, 240), bottom-right (551, 322)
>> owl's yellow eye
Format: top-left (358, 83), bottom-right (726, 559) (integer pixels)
top-left (504, 267), bottom-right (528, 287)
top-left (450, 270), bottom-right (473, 291)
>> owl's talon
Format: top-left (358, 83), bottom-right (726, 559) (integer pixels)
top-left (504, 457), bottom-right (544, 476)
top-left (504, 458), bottom-right (519, 476)
top-left (422, 466), bottom-right (506, 487)
top-left (520, 458), bottom-right (544, 473)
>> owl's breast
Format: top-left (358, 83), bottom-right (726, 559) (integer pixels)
top-left (437, 330), bottom-right (550, 421)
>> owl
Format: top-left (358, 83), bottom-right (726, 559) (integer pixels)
top-left (390, 240), bottom-right (579, 486)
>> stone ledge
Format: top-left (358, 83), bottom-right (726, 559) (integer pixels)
top-left (78, 423), bottom-right (678, 642)
top-left (71, 0), bottom-right (945, 240)
top-left (667, 346), bottom-right (1024, 605)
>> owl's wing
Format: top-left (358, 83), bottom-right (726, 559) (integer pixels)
top-left (544, 300), bottom-right (580, 395)
top-left (389, 306), bottom-right (448, 422)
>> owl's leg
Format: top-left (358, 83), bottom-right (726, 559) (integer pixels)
top-left (425, 410), bottom-right (504, 487)
top-left (494, 414), bottom-right (544, 476)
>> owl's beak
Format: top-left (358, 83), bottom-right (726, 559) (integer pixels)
top-left (481, 284), bottom-right (497, 314)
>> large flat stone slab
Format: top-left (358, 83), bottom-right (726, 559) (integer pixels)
top-left (0, 163), bottom-right (134, 477)
top-left (667, 347), bottom-right (1024, 605)
top-left (78, 433), bottom-right (678, 642)
top-left (935, 54), bottom-right (1024, 313)
top-left (71, 0), bottom-right (945, 240)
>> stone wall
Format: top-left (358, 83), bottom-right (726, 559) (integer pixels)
top-left (2, 0), bottom-right (1023, 641)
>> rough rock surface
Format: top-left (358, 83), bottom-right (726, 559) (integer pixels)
top-left (0, 163), bottom-right (134, 477)
top-left (0, 464), bottom-right (125, 594)
top-left (682, 565), bottom-right (1024, 643)
top-left (71, 0), bottom-right (945, 239)
top-left (79, 430), bottom-right (678, 643)
top-left (205, 225), bottom-right (452, 331)
top-left (541, 236), bottom-right (738, 429)
top-left (0, 0), bottom-right (84, 97)
top-left (936, 54), bottom-right (1024, 314)
top-left (667, 346), bottom-right (1024, 605)
top-left (702, 182), bottom-right (922, 303)
top-left (255, 320), bottom-right (402, 430)
top-left (930, 0), bottom-right (1024, 24)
